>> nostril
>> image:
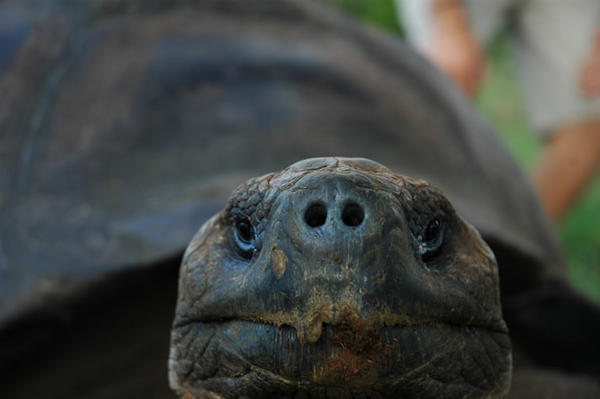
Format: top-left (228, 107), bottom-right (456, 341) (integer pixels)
top-left (304, 202), bottom-right (327, 227)
top-left (342, 202), bottom-right (364, 227)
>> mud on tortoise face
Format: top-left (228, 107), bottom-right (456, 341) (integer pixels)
top-left (169, 157), bottom-right (512, 399)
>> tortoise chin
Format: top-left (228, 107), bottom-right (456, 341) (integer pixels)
top-left (171, 317), bottom-right (511, 399)
top-left (169, 158), bottom-right (512, 399)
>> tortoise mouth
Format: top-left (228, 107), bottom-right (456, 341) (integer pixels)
top-left (170, 318), bottom-right (511, 398)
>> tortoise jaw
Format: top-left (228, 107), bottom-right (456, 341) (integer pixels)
top-left (169, 318), bottom-right (512, 398)
top-left (174, 293), bottom-right (509, 346)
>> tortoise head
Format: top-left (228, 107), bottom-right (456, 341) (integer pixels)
top-left (168, 157), bottom-right (512, 398)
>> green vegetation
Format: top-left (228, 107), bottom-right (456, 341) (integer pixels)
top-left (333, 0), bottom-right (600, 300)
top-left (333, 0), bottom-right (402, 33)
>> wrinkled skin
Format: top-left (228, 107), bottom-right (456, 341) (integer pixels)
top-left (169, 158), bottom-right (512, 399)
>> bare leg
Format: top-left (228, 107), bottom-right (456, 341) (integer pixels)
top-left (533, 117), bottom-right (600, 221)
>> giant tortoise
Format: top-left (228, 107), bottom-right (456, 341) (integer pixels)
top-left (0, 0), bottom-right (599, 398)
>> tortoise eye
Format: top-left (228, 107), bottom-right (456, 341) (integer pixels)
top-left (234, 217), bottom-right (255, 259)
top-left (419, 218), bottom-right (443, 262)
top-left (424, 219), bottom-right (440, 243)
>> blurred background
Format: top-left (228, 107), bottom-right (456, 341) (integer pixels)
top-left (333, 0), bottom-right (600, 301)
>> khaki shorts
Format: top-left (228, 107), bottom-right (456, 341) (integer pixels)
top-left (398, 0), bottom-right (600, 137)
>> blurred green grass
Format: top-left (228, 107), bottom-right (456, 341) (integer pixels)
top-left (334, 0), bottom-right (600, 301)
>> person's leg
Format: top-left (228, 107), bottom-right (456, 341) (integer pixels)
top-left (533, 117), bottom-right (600, 221)
top-left (514, 0), bottom-right (600, 221)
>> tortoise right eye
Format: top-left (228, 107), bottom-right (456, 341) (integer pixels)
top-left (234, 217), bottom-right (255, 259)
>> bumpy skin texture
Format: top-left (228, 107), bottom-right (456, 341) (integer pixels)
top-left (169, 157), bottom-right (512, 399)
